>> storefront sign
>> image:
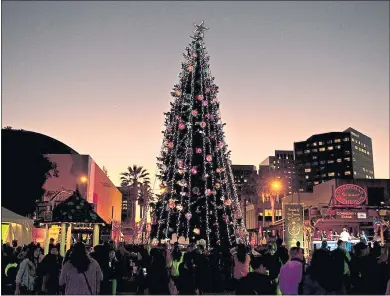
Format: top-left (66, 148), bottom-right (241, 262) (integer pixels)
top-left (335, 211), bottom-right (357, 219)
top-left (284, 204), bottom-right (304, 249)
top-left (357, 212), bottom-right (367, 219)
top-left (335, 184), bottom-right (367, 205)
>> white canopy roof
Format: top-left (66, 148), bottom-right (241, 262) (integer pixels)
top-left (1, 207), bottom-right (34, 228)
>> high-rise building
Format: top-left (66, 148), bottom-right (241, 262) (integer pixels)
top-left (231, 165), bottom-right (258, 200)
top-left (259, 150), bottom-right (296, 195)
top-left (294, 128), bottom-right (374, 192)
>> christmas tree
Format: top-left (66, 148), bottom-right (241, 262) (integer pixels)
top-left (150, 22), bottom-right (248, 249)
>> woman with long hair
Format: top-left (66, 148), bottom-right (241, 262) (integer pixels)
top-left (15, 244), bottom-right (40, 295)
top-left (233, 244), bottom-right (251, 281)
top-left (59, 242), bottom-right (103, 295)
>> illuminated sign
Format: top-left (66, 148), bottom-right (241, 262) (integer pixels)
top-left (334, 184), bottom-right (367, 205)
top-left (336, 211), bottom-right (356, 219)
top-left (357, 212), bottom-right (367, 219)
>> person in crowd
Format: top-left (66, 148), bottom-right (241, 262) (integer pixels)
top-left (321, 240), bottom-right (329, 251)
top-left (59, 242), bottom-right (103, 295)
top-left (3, 245), bottom-right (19, 295)
top-left (232, 243), bottom-right (251, 285)
top-left (90, 244), bottom-right (110, 294)
top-left (177, 252), bottom-right (197, 295)
top-left (303, 247), bottom-right (334, 294)
top-left (15, 244), bottom-right (40, 295)
top-left (340, 228), bottom-right (351, 242)
top-left (262, 242), bottom-right (281, 293)
top-left (146, 248), bottom-right (170, 295)
top-left (331, 240), bottom-right (351, 293)
top-left (236, 255), bottom-right (274, 295)
top-left (38, 245), bottom-right (63, 295)
top-left (279, 247), bottom-right (304, 295)
top-left (106, 248), bottom-right (121, 295)
top-left (275, 238), bottom-right (289, 265)
top-left (360, 231), bottom-right (368, 245)
top-left (12, 240), bottom-right (18, 249)
top-left (170, 243), bottom-right (183, 284)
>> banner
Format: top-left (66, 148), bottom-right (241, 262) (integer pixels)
top-left (284, 204), bottom-right (304, 250)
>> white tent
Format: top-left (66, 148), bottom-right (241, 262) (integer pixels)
top-left (2, 207), bottom-right (34, 245)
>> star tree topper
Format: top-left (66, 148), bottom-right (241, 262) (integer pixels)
top-left (192, 21), bottom-right (209, 38)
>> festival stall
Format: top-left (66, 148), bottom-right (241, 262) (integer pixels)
top-left (310, 184), bottom-right (378, 251)
top-left (36, 190), bottom-right (105, 256)
top-left (2, 207), bottom-right (34, 245)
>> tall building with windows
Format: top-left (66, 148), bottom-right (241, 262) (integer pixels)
top-left (294, 128), bottom-right (374, 192)
top-left (259, 150), bottom-right (296, 195)
top-left (231, 165), bottom-right (258, 199)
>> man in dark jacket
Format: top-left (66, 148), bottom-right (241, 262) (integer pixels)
top-left (236, 256), bottom-right (274, 295)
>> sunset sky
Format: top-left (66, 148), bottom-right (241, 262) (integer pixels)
top-left (2, 1), bottom-right (389, 187)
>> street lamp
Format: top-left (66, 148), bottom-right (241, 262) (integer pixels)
top-left (80, 176), bottom-right (88, 184)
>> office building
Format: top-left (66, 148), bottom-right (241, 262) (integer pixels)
top-left (231, 164), bottom-right (258, 199)
top-left (294, 127), bottom-right (374, 192)
top-left (259, 150), bottom-right (296, 195)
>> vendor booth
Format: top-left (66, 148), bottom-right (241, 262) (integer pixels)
top-left (2, 207), bottom-right (33, 245)
top-left (35, 190), bottom-right (106, 256)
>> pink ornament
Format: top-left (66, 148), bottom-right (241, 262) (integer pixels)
top-left (218, 141), bottom-right (223, 148)
top-left (177, 115), bottom-right (182, 120)
top-left (205, 88), bottom-right (211, 93)
top-left (175, 90), bottom-right (182, 96)
top-left (188, 65), bottom-right (194, 71)
top-left (178, 123), bottom-right (185, 130)
top-left (191, 110), bottom-right (198, 116)
top-left (168, 199), bottom-right (176, 209)
top-left (225, 199), bottom-right (232, 206)
top-left (202, 100), bottom-right (208, 106)
top-left (206, 189), bottom-right (212, 196)
top-left (206, 155), bottom-right (212, 162)
top-left (196, 95), bottom-right (204, 101)
top-left (195, 148), bottom-right (202, 154)
top-left (167, 142), bottom-right (174, 149)
top-left (200, 121), bottom-right (206, 128)
top-left (178, 160), bottom-right (183, 168)
top-left (204, 114), bottom-right (210, 119)
top-left (216, 168), bottom-right (221, 173)
top-left (192, 53), bottom-right (197, 58)
top-left (191, 167), bottom-right (197, 175)
top-left (185, 213), bottom-right (192, 220)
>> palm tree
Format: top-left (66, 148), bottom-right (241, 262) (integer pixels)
top-left (120, 165), bottom-right (150, 229)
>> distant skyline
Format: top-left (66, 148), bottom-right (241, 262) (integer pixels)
top-left (2, 1), bottom-right (389, 186)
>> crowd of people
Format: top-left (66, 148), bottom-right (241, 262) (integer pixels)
top-left (2, 237), bottom-right (390, 295)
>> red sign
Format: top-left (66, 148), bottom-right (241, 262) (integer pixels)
top-left (335, 184), bottom-right (367, 205)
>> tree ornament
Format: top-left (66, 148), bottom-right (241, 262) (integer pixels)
top-left (191, 110), bottom-right (198, 116)
top-left (206, 155), bottom-right (212, 162)
top-left (205, 88), bottom-right (211, 93)
top-left (215, 183), bottom-right (221, 189)
top-left (178, 160), bottom-right (184, 168)
top-left (168, 199), bottom-right (176, 209)
top-left (193, 228), bottom-right (200, 235)
top-left (195, 147), bottom-right (202, 154)
top-left (206, 189), bottom-right (212, 196)
top-left (178, 123), bottom-right (186, 130)
top-left (225, 199), bottom-right (232, 206)
top-left (200, 121), bottom-right (206, 128)
top-left (185, 213), bottom-right (192, 220)
top-left (202, 100), bottom-right (208, 106)
top-left (177, 179), bottom-right (187, 187)
top-left (176, 204), bottom-right (183, 211)
top-left (178, 169), bottom-right (185, 175)
top-left (196, 95), bottom-right (204, 101)
top-left (191, 167), bottom-right (198, 175)
top-left (188, 65), bottom-right (194, 71)
top-left (192, 187), bottom-right (200, 195)
top-left (192, 53), bottom-right (197, 58)
top-left (218, 141), bottom-right (223, 149)
top-left (185, 94), bottom-right (191, 100)
top-left (175, 90), bottom-right (182, 96)
top-left (167, 142), bottom-right (174, 149)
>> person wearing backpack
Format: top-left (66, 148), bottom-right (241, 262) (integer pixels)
top-left (15, 244), bottom-right (40, 295)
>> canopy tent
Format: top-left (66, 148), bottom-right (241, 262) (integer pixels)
top-left (2, 207), bottom-right (34, 245)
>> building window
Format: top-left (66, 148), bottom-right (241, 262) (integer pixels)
top-left (319, 147), bottom-right (326, 152)
top-left (327, 140), bottom-right (333, 144)
top-left (296, 151), bottom-right (303, 155)
top-left (345, 171), bottom-right (351, 175)
top-left (328, 146), bottom-right (334, 150)
top-left (321, 173), bottom-right (327, 178)
top-left (328, 160), bottom-right (334, 164)
top-left (345, 151), bottom-right (350, 155)
top-left (320, 161), bottom-right (326, 165)
top-left (305, 168), bottom-right (311, 173)
top-left (367, 151), bottom-right (370, 155)
top-left (304, 149), bottom-right (310, 154)
top-left (312, 142), bottom-right (317, 146)
top-left (318, 141), bottom-right (324, 145)
top-left (328, 172), bottom-right (335, 177)
top-left (312, 148), bottom-right (318, 152)
top-left (305, 175), bottom-right (309, 179)
top-left (343, 137), bottom-right (350, 142)
top-left (354, 171), bottom-right (357, 175)
top-left (335, 139), bottom-right (341, 143)
top-left (335, 145), bottom-right (341, 149)
top-left (314, 181), bottom-right (319, 185)
top-left (312, 156), bottom-right (318, 160)
top-left (352, 138), bottom-right (355, 142)
top-left (344, 157), bottom-right (351, 161)
top-left (312, 162), bottom-right (318, 166)
top-left (366, 175), bottom-right (369, 179)
top-left (355, 145), bottom-right (358, 150)
top-left (337, 158), bottom-right (342, 163)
